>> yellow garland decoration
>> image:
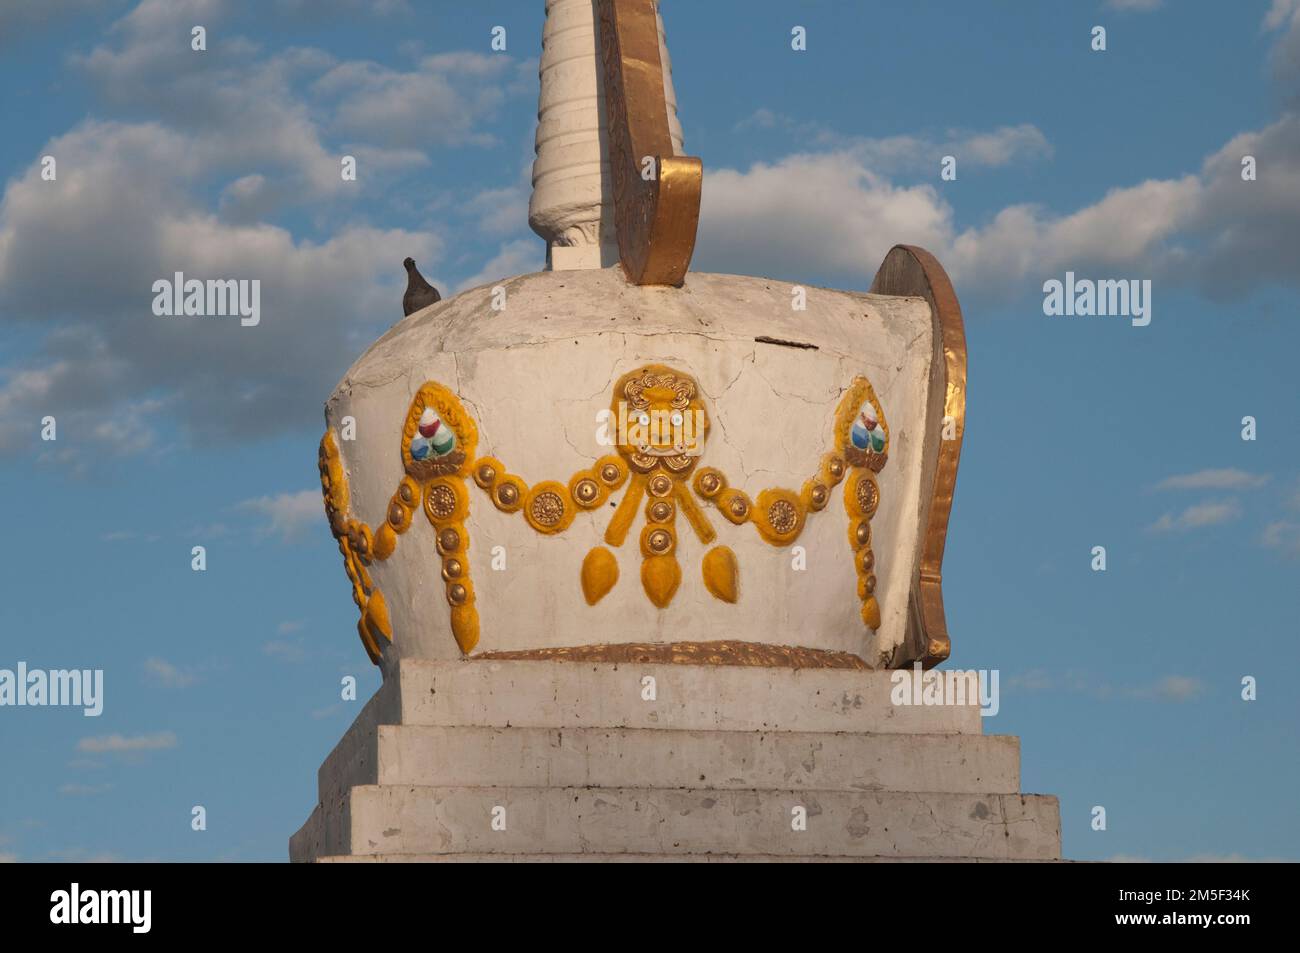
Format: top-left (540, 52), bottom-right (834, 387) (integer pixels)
top-left (319, 369), bottom-right (894, 663)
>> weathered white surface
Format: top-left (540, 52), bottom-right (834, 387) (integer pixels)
top-left (326, 786), bottom-right (1061, 860)
top-left (549, 243), bottom-right (605, 271)
top-left (327, 270), bottom-right (935, 670)
top-left (316, 854), bottom-right (1063, 863)
top-left (361, 659), bottom-right (980, 734)
top-left (310, 659), bottom-right (988, 815)
top-left (291, 659), bottom-right (1058, 863)
top-left (529, 0), bottom-right (684, 266)
top-left (394, 658), bottom-right (981, 731)
top-left (312, 660), bottom-right (987, 809)
top-left (373, 726), bottom-right (1019, 794)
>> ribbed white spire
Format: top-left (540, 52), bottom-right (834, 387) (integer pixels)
top-left (528, 0), bottom-right (684, 271)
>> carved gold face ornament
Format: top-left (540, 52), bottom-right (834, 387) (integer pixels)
top-left (618, 368), bottom-right (705, 472)
top-left (318, 364), bottom-right (889, 661)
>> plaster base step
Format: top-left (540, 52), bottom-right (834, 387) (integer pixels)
top-left (365, 658), bottom-right (986, 734)
top-left (301, 785), bottom-right (1060, 861)
top-left (320, 725), bottom-right (1020, 805)
top-left (315, 854), bottom-right (1062, 863)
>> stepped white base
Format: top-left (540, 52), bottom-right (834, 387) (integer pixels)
top-left (291, 659), bottom-right (1061, 862)
top-left (315, 854), bottom-right (1062, 863)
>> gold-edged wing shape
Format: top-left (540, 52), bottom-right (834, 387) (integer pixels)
top-left (597, 0), bottom-right (702, 286)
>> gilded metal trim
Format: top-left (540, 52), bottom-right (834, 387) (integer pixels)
top-left (868, 244), bottom-right (967, 669)
top-left (476, 640), bottom-right (871, 670)
top-left (596, 0), bottom-right (702, 286)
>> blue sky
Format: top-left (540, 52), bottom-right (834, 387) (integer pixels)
top-left (1, 0), bottom-right (1297, 862)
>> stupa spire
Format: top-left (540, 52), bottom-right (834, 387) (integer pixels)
top-left (529, 0), bottom-right (701, 284)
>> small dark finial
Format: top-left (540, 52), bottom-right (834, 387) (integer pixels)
top-left (402, 257), bottom-right (441, 316)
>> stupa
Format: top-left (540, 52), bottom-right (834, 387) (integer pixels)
top-left (290, 0), bottom-right (1062, 862)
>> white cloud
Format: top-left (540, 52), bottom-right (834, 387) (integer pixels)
top-left (703, 32), bottom-right (1300, 304)
top-left (0, 0), bottom-right (116, 46)
top-left (319, 53), bottom-right (513, 149)
top-left (59, 783), bottom-right (114, 796)
top-left (271, 0), bottom-right (411, 13)
top-left (454, 239), bottom-right (544, 294)
top-left (731, 114), bottom-right (1052, 173)
top-left (950, 124), bottom-right (1053, 167)
top-left (1155, 469), bottom-right (1270, 491)
top-left (1267, 0), bottom-right (1300, 96)
top-left (1004, 670), bottom-right (1206, 702)
top-left (76, 731), bottom-right (178, 753)
top-left (143, 657), bottom-right (196, 688)
top-left (238, 489), bottom-right (323, 542)
top-left (468, 182), bottom-right (532, 238)
top-left (1007, 670), bottom-right (1054, 692)
top-left (694, 143), bottom-right (1222, 295)
top-left (45, 849), bottom-right (132, 863)
top-left (263, 639), bottom-right (308, 663)
top-left (697, 152), bottom-right (953, 283)
top-left (90, 398), bottom-right (166, 456)
top-left (1140, 675), bottom-right (1205, 702)
top-left (1267, 0), bottom-right (1300, 30)
top-left (1261, 520), bottom-right (1300, 556)
top-left (733, 107), bottom-right (782, 132)
top-left (0, 120), bottom-right (441, 456)
top-left (0, 0), bottom-right (538, 461)
top-left (73, 3), bottom-right (356, 201)
top-left (1106, 0), bottom-right (1163, 11)
top-left (1148, 499), bottom-right (1243, 532)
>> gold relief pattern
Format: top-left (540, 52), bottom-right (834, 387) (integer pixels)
top-left (580, 546), bottom-right (620, 605)
top-left (753, 489), bottom-right (803, 544)
top-left (530, 492), bottom-right (563, 525)
top-left (401, 381), bottom-right (476, 480)
top-left (524, 482), bottom-right (573, 534)
top-left (492, 477), bottom-right (526, 512)
top-left (618, 367), bottom-right (708, 476)
top-left (319, 369), bottom-right (894, 663)
top-left (423, 483), bottom-right (461, 522)
top-left (317, 382), bottom-right (481, 664)
top-left (318, 431), bottom-right (393, 664)
top-left (836, 376), bottom-right (890, 473)
top-left (701, 546), bottom-right (739, 603)
top-left (571, 477), bottom-right (602, 507)
top-left (854, 473), bottom-right (880, 516)
top-left (682, 376), bottom-right (890, 631)
top-left (834, 382), bottom-right (890, 631)
top-left (469, 365), bottom-right (712, 609)
top-left (467, 366), bottom-right (888, 621)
